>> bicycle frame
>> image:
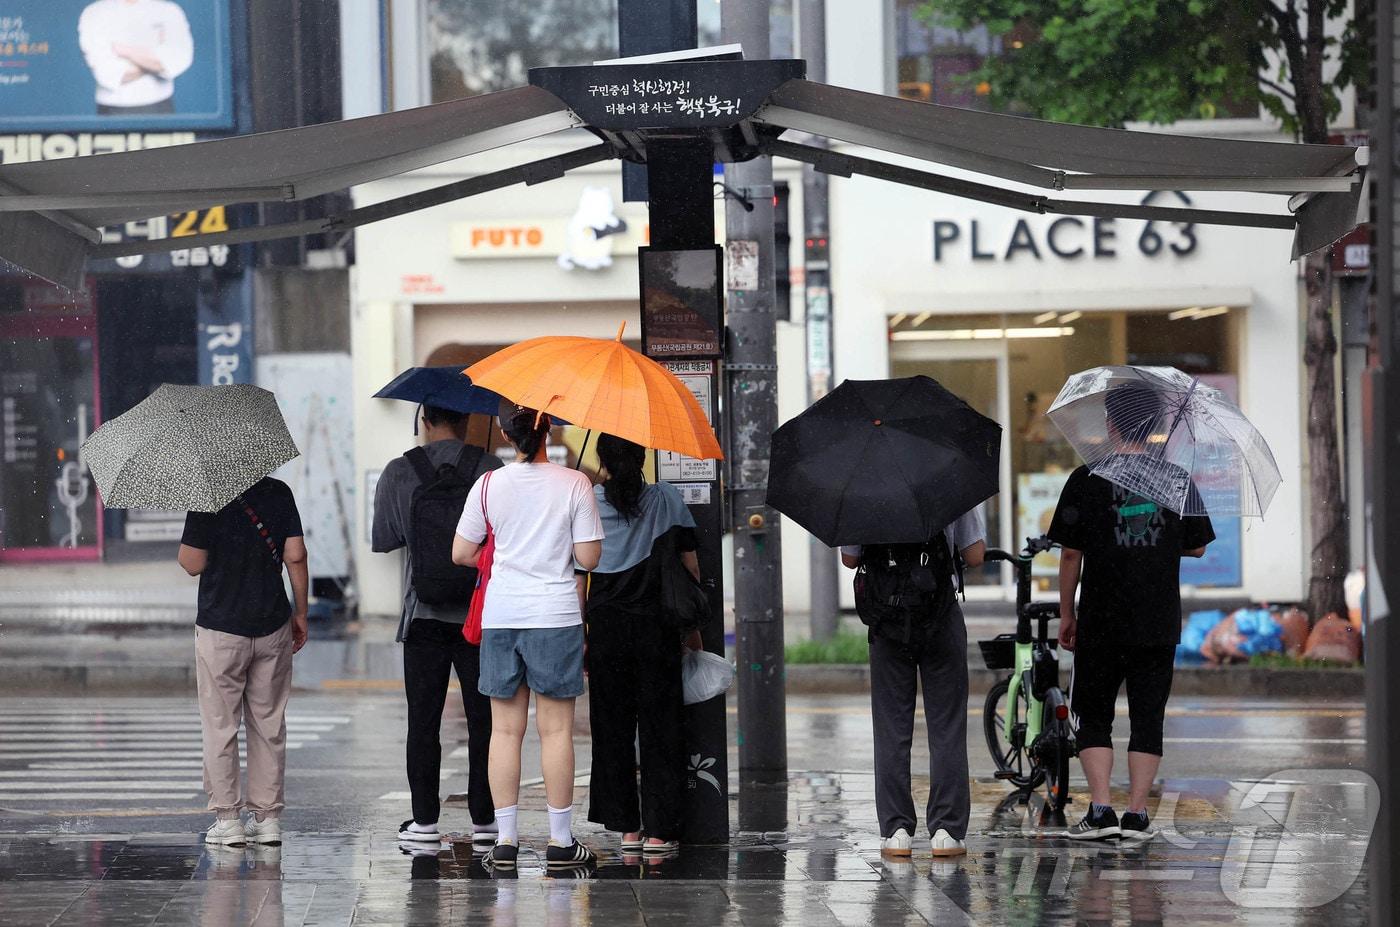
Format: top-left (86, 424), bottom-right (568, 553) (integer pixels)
top-left (1004, 548), bottom-right (1044, 747)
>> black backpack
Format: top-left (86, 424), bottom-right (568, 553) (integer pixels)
top-left (853, 535), bottom-right (961, 645)
top-left (404, 444), bottom-right (486, 606)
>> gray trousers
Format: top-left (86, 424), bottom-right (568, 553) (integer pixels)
top-left (869, 605), bottom-right (970, 840)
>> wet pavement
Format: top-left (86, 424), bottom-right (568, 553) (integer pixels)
top-left (0, 692), bottom-right (1373, 925)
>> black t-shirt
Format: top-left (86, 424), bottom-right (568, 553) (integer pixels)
top-left (586, 525), bottom-right (698, 617)
top-left (1047, 464), bottom-right (1214, 646)
top-left (181, 477), bottom-right (304, 638)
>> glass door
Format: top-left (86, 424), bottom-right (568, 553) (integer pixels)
top-left (0, 283), bottom-right (101, 561)
top-left (890, 340), bottom-right (1010, 590)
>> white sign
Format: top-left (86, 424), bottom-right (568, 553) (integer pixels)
top-left (726, 240), bottom-right (759, 291)
top-left (674, 482), bottom-right (711, 506)
top-left (658, 360), bottom-right (717, 484)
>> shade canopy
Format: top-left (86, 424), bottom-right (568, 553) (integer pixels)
top-left (0, 54), bottom-right (1366, 288)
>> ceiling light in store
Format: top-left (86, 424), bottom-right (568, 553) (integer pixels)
top-left (1033, 311), bottom-right (1058, 325)
top-left (1168, 306), bottom-right (1203, 321)
top-left (1058, 311), bottom-right (1082, 323)
top-left (889, 312), bottom-right (908, 328)
top-left (891, 326), bottom-right (1076, 341)
top-left (1194, 305), bottom-right (1230, 319)
top-left (911, 311), bottom-right (932, 327)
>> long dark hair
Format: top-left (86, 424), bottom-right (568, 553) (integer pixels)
top-left (597, 433), bottom-right (646, 520)
top-left (500, 403), bottom-right (550, 460)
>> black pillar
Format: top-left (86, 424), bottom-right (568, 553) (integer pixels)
top-left (616, 0), bottom-right (699, 202)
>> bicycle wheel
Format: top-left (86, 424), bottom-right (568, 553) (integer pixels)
top-left (1042, 733), bottom-right (1072, 815)
top-left (983, 677), bottom-right (1044, 790)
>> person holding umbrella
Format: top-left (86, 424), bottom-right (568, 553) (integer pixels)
top-left (371, 373), bottom-right (503, 849)
top-left (83, 383), bottom-right (309, 847)
top-left (452, 403), bottom-right (604, 871)
top-left (768, 375), bottom-right (1001, 859)
top-left (1047, 378), bottom-right (1217, 843)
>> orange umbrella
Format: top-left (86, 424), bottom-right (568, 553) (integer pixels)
top-left (464, 324), bottom-right (723, 460)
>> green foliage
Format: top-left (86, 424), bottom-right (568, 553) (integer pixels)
top-left (785, 629), bottom-right (871, 664)
top-left (1247, 651), bottom-right (1360, 669)
top-left (914, 0), bottom-right (1362, 140)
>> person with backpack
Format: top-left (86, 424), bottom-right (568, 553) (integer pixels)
top-left (583, 434), bottom-right (705, 857)
top-left (178, 475), bottom-right (308, 847)
top-left (452, 403), bottom-right (604, 872)
top-left (840, 506), bottom-right (986, 859)
top-left (372, 404), bottom-right (501, 846)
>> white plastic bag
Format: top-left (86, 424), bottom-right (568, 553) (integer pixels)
top-left (682, 648), bottom-right (735, 705)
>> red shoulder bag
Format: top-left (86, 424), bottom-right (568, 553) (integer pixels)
top-left (464, 471), bottom-right (494, 645)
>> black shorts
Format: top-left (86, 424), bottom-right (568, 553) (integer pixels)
top-left (1068, 639), bottom-right (1176, 756)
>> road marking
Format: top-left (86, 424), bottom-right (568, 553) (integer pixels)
top-left (0, 742), bottom-right (306, 751)
top-left (29, 761), bottom-right (206, 770)
top-left (0, 722), bottom-right (335, 731)
top-left (0, 769), bottom-right (203, 779)
top-left (0, 713), bottom-right (351, 723)
top-left (0, 780), bottom-right (203, 790)
top-left (0, 733), bottom-right (320, 742)
top-left (379, 791), bottom-right (412, 801)
top-left (0, 793), bottom-right (200, 802)
top-left (1099, 870), bottom-right (1195, 882)
top-left (1162, 737), bottom-right (1364, 745)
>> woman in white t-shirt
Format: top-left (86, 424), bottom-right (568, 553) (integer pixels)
top-left (452, 404), bottom-right (604, 871)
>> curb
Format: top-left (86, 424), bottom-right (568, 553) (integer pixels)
top-left (784, 663), bottom-right (1365, 699)
top-left (0, 661), bottom-right (197, 693)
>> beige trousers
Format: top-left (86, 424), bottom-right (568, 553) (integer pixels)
top-left (195, 622), bottom-right (293, 818)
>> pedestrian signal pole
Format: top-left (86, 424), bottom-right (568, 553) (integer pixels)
top-left (722, 0), bottom-right (789, 793)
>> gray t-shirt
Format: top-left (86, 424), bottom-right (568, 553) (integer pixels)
top-left (840, 505), bottom-right (987, 579)
top-left (372, 439), bottom-right (501, 642)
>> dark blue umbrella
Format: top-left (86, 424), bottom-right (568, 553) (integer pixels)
top-left (373, 366), bottom-right (503, 416)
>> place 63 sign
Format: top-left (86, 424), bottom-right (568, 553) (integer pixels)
top-left (932, 192), bottom-right (1198, 263)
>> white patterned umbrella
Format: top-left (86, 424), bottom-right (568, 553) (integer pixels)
top-left (1047, 366), bottom-right (1280, 518)
top-left (82, 384), bottom-right (299, 513)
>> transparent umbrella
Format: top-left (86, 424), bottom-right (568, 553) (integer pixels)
top-left (1046, 366), bottom-right (1280, 517)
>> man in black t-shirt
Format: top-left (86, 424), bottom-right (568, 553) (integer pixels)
top-left (1048, 383), bottom-right (1214, 844)
top-left (179, 475), bottom-right (308, 848)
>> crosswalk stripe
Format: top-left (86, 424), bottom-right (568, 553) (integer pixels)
top-left (0, 769), bottom-right (201, 779)
top-left (0, 793), bottom-right (200, 801)
top-left (29, 761), bottom-right (206, 770)
top-left (0, 724), bottom-right (335, 733)
top-left (0, 745), bottom-right (304, 756)
top-left (0, 739), bottom-right (322, 744)
top-left (0, 713), bottom-right (351, 723)
top-left (0, 780), bottom-right (203, 790)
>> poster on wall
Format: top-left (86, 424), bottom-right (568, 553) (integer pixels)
top-left (257, 353), bottom-right (356, 584)
top-left (639, 247), bottom-right (723, 357)
top-left (1180, 373), bottom-right (1244, 588)
top-left (1016, 471), bottom-right (1071, 577)
top-left (0, 1), bottom-right (234, 130)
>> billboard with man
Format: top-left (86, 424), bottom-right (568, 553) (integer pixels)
top-left (0, 1), bottom-right (233, 130)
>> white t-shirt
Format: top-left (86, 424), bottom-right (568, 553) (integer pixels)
top-left (79, 0), bottom-right (195, 108)
top-left (455, 461), bottom-right (604, 630)
top-left (840, 506), bottom-right (987, 581)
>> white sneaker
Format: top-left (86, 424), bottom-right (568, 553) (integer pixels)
top-left (880, 828), bottom-right (913, 857)
top-left (205, 818), bottom-right (247, 846)
top-left (930, 828), bottom-right (966, 857)
top-left (398, 819), bottom-right (441, 843)
top-left (472, 822), bottom-right (500, 847)
top-left (244, 816), bottom-right (282, 845)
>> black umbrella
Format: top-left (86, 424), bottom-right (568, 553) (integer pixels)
top-left (767, 376), bottom-right (1002, 547)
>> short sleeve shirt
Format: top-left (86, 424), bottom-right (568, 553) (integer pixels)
top-left (455, 461), bottom-right (604, 630)
top-left (1048, 464), bottom-right (1215, 646)
top-left (181, 477), bottom-right (303, 638)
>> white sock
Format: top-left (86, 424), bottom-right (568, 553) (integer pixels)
top-left (547, 803), bottom-right (573, 846)
top-left (495, 805), bottom-right (518, 845)
top-left (407, 821), bottom-right (437, 834)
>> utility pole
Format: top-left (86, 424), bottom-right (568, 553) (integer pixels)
top-left (617, 0), bottom-right (729, 844)
top-left (1367, 2), bottom-right (1398, 922)
top-left (799, 0), bottom-right (839, 642)
top-left (723, 0), bottom-right (788, 791)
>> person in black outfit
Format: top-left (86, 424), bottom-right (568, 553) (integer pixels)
top-left (372, 404), bottom-right (501, 846)
top-left (1050, 383), bottom-right (1214, 844)
top-left (584, 435), bottom-right (701, 855)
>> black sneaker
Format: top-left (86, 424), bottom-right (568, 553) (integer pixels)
top-left (1066, 805), bottom-right (1121, 841)
top-left (1119, 811), bottom-right (1157, 844)
top-left (545, 840), bottom-right (597, 869)
top-left (482, 841), bottom-right (519, 871)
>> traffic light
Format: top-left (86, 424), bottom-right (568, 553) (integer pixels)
top-left (774, 181), bottom-right (791, 321)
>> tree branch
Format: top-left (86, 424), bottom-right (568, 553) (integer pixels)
top-left (1257, 75), bottom-right (1297, 101)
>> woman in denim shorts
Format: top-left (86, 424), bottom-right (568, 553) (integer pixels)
top-left (453, 404), bottom-right (604, 870)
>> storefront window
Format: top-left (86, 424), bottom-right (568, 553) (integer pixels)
top-left (889, 306), bottom-right (1242, 593)
top-left (0, 282), bottom-right (101, 559)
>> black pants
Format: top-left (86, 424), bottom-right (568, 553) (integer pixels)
top-left (403, 618), bottom-right (494, 826)
top-left (585, 608), bottom-right (686, 840)
top-left (869, 604), bottom-right (970, 840)
top-left (1068, 640), bottom-right (1176, 755)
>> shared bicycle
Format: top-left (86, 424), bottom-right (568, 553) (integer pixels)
top-left (979, 536), bottom-right (1076, 817)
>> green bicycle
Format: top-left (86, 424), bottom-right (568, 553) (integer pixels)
top-left (979, 536), bottom-right (1076, 817)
